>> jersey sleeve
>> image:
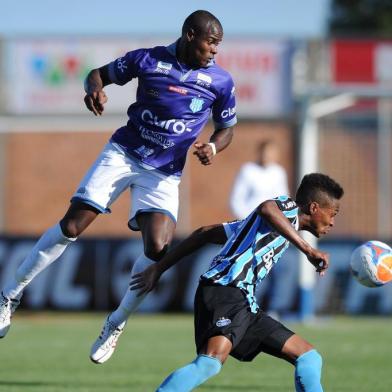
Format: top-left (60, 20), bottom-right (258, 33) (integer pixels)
top-left (274, 196), bottom-right (299, 229)
top-left (223, 219), bottom-right (243, 239)
top-left (212, 74), bottom-right (237, 130)
top-left (107, 48), bottom-right (149, 86)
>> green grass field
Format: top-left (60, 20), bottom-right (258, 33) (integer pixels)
top-left (0, 312), bottom-right (390, 391)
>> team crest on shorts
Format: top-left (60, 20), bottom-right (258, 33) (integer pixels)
top-left (216, 317), bottom-right (231, 327)
top-left (189, 97), bottom-right (204, 113)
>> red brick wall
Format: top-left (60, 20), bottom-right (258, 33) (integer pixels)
top-left (3, 121), bottom-right (294, 237)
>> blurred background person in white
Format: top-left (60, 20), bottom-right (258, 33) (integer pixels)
top-left (230, 139), bottom-right (289, 219)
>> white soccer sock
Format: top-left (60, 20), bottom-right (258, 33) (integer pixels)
top-left (3, 223), bottom-right (76, 300)
top-left (109, 254), bottom-right (155, 326)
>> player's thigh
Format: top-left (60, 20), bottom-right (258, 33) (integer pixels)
top-left (72, 142), bottom-right (134, 213)
top-left (194, 284), bottom-right (252, 356)
top-left (129, 170), bottom-right (180, 231)
top-left (280, 334), bottom-right (314, 363)
top-left (230, 311), bottom-right (295, 362)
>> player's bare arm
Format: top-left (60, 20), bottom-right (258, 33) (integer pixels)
top-left (193, 126), bottom-right (234, 165)
top-left (84, 65), bottom-right (111, 116)
top-left (130, 224), bottom-right (227, 295)
top-left (257, 200), bottom-right (329, 274)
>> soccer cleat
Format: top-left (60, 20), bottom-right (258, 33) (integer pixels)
top-left (90, 316), bottom-right (126, 364)
top-left (0, 292), bottom-right (20, 338)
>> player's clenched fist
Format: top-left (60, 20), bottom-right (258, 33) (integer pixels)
top-left (306, 247), bottom-right (329, 276)
top-left (193, 141), bottom-right (215, 165)
top-left (84, 90), bottom-right (108, 116)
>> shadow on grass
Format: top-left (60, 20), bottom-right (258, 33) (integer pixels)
top-left (0, 380), bottom-right (155, 390)
top-left (201, 385), bottom-right (285, 391)
top-left (0, 381), bottom-right (59, 387)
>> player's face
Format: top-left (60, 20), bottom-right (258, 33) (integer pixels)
top-left (187, 26), bottom-right (223, 68)
top-left (308, 199), bottom-right (340, 238)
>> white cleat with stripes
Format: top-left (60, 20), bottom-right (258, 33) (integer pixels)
top-left (90, 316), bottom-right (126, 364)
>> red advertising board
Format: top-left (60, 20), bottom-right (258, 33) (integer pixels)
top-left (332, 39), bottom-right (392, 85)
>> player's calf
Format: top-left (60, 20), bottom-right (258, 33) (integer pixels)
top-left (295, 349), bottom-right (323, 392)
top-left (156, 354), bottom-right (222, 391)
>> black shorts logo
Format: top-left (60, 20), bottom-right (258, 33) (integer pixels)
top-left (216, 317), bottom-right (231, 327)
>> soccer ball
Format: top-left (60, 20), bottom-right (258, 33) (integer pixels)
top-left (350, 240), bottom-right (392, 287)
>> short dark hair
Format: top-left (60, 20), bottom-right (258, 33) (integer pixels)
top-left (182, 10), bottom-right (222, 36)
top-left (295, 173), bottom-right (344, 207)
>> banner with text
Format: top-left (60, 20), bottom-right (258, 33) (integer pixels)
top-left (0, 237), bottom-right (391, 315)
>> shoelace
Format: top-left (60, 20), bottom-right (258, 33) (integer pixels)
top-left (99, 320), bottom-right (121, 342)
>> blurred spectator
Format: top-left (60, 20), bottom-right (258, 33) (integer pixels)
top-left (230, 139), bottom-right (289, 219)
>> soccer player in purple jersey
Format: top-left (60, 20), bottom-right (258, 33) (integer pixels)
top-left (0, 10), bottom-right (237, 361)
top-left (130, 173), bottom-right (344, 392)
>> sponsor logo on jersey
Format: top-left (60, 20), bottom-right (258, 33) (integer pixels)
top-left (216, 317), bottom-right (231, 327)
top-left (139, 126), bottom-right (175, 149)
top-left (281, 200), bottom-right (297, 209)
top-left (168, 85), bottom-right (188, 95)
top-left (189, 97), bottom-right (204, 113)
top-left (116, 58), bottom-right (128, 73)
top-left (155, 61), bottom-right (172, 75)
top-left (258, 249), bottom-right (276, 276)
top-left (221, 106), bottom-right (236, 118)
top-left (196, 73), bottom-right (212, 87)
top-left (141, 109), bottom-right (194, 134)
top-left (231, 86), bottom-right (236, 96)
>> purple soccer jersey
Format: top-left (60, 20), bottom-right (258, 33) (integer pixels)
top-left (108, 41), bottom-right (237, 176)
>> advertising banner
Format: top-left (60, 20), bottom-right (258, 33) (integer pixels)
top-left (332, 39), bottom-right (392, 85)
top-left (4, 37), bottom-right (292, 117)
top-left (1, 237), bottom-right (391, 315)
top-left (4, 37), bottom-right (162, 114)
top-left (217, 39), bottom-right (292, 117)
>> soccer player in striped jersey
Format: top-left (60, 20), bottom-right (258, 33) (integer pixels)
top-left (130, 173), bottom-right (344, 392)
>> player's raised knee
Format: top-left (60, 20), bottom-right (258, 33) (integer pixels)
top-left (59, 219), bottom-right (82, 238)
top-left (144, 240), bottom-right (170, 261)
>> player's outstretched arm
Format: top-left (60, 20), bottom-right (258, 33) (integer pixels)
top-left (193, 126), bottom-right (234, 165)
top-left (258, 200), bottom-right (329, 275)
top-left (130, 224), bottom-right (227, 295)
top-left (83, 65), bottom-right (112, 116)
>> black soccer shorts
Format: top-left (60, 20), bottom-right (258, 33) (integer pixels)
top-left (194, 282), bottom-right (294, 362)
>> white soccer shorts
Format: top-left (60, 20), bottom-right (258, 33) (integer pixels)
top-left (72, 142), bottom-right (180, 230)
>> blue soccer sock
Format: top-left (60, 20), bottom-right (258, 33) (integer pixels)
top-left (295, 349), bottom-right (323, 392)
top-left (156, 354), bottom-right (222, 392)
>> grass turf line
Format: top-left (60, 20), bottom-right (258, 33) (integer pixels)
top-left (0, 313), bottom-right (391, 391)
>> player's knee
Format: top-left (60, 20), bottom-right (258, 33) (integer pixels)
top-left (204, 346), bottom-right (231, 364)
top-left (295, 349), bottom-right (323, 391)
top-left (59, 219), bottom-right (82, 238)
top-left (144, 240), bottom-right (170, 261)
